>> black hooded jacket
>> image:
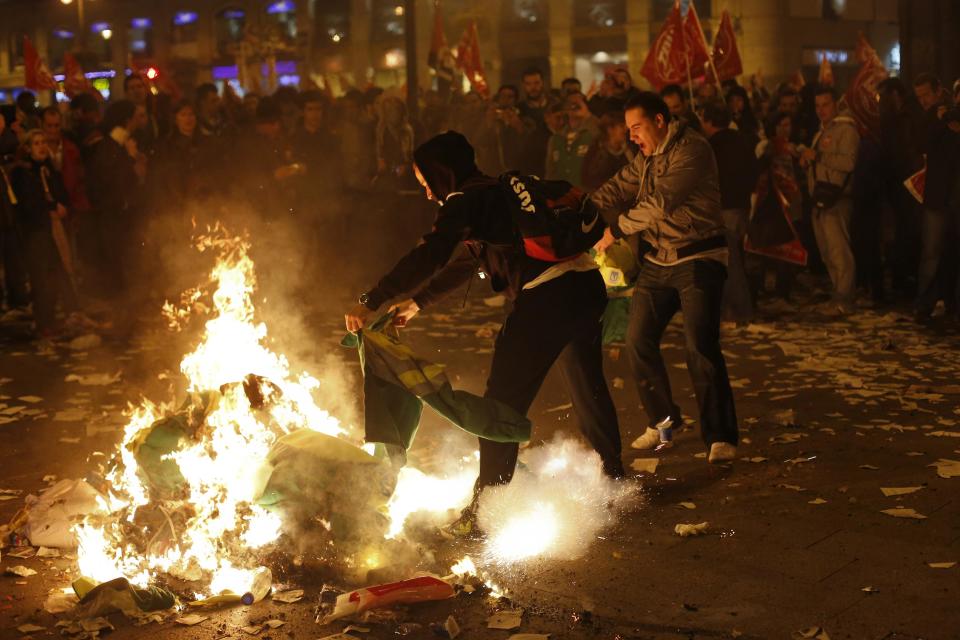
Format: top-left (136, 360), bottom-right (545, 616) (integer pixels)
top-left (364, 131), bottom-right (552, 310)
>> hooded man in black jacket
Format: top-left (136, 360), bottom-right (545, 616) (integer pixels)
top-left (345, 131), bottom-right (623, 535)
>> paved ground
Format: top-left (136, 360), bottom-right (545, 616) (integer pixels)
top-left (2, 219), bottom-right (960, 639)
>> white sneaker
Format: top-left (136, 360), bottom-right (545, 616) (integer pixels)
top-left (630, 427), bottom-right (661, 450)
top-left (708, 442), bottom-right (737, 464)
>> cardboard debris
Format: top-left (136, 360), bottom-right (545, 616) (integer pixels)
top-left (929, 459), bottom-right (960, 479)
top-left (880, 487), bottom-right (923, 497)
top-left (630, 458), bottom-right (658, 473)
top-left (241, 624), bottom-right (264, 635)
top-left (36, 546), bottom-right (60, 557)
top-left (881, 507), bottom-right (927, 520)
top-left (488, 610), bottom-right (524, 630)
top-left (17, 624), bottom-right (45, 634)
top-left (674, 522), bottom-right (709, 537)
top-left (6, 565), bottom-right (37, 577)
top-left (272, 588), bottom-right (304, 603)
top-left (175, 614), bottom-right (208, 626)
top-left (928, 562), bottom-right (956, 569)
top-left (445, 615), bottom-right (461, 639)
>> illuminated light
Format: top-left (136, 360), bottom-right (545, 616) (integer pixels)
top-left (222, 9), bottom-right (246, 20)
top-left (146, 67), bottom-right (159, 80)
top-left (486, 503), bottom-right (559, 563)
top-left (61, 0), bottom-right (73, 4)
top-left (592, 51), bottom-right (611, 63)
top-left (331, 33), bottom-right (342, 42)
top-left (384, 48), bottom-right (404, 69)
top-left (450, 556), bottom-right (477, 576)
top-left (394, 5), bottom-right (404, 16)
top-left (90, 21), bottom-right (110, 33)
top-left (101, 29), bottom-right (113, 40)
top-left (384, 466), bottom-right (475, 539)
top-left (53, 29), bottom-right (74, 39)
top-left (131, 17), bottom-right (153, 29)
top-left (174, 11), bottom-right (199, 26)
top-left (266, 0), bottom-right (295, 14)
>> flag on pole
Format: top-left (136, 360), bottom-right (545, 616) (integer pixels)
top-left (63, 53), bottom-right (93, 98)
top-left (455, 20), bottom-right (489, 97)
top-left (711, 10), bottom-right (743, 81)
top-left (640, 1), bottom-right (687, 89)
top-left (818, 55), bottom-right (834, 86)
top-left (428, 0), bottom-right (457, 93)
top-left (844, 32), bottom-right (888, 139)
top-left (23, 36), bottom-right (57, 91)
top-left (904, 165), bottom-right (926, 203)
top-left (683, 2), bottom-right (711, 79)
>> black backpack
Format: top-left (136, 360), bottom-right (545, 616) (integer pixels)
top-left (498, 171), bottom-right (606, 262)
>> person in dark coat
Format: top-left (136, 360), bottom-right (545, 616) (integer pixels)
top-left (10, 130), bottom-right (76, 336)
top-left (702, 101), bottom-right (759, 323)
top-left (0, 109), bottom-right (29, 309)
top-left (84, 100), bottom-right (145, 298)
top-left (345, 131), bottom-right (624, 535)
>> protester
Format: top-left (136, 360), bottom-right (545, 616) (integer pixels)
top-left (912, 73), bottom-right (960, 321)
top-left (339, 90), bottom-right (378, 192)
top-left (10, 130), bottom-right (76, 336)
top-left (702, 101), bottom-right (758, 323)
top-left (41, 107), bottom-right (89, 219)
top-left (800, 87), bottom-right (859, 314)
top-left (67, 93), bottom-right (103, 160)
top-left (153, 100), bottom-right (213, 211)
top-left (591, 92), bottom-right (738, 463)
top-left (589, 66), bottom-right (640, 117)
top-left (13, 92), bottom-right (40, 138)
top-left (0, 111), bottom-right (28, 310)
top-left (125, 73), bottom-right (162, 157)
top-left (660, 84), bottom-right (702, 132)
top-left (544, 92), bottom-right (597, 187)
top-left (345, 131), bottom-right (624, 535)
top-left (517, 67), bottom-right (552, 175)
top-left (375, 96), bottom-right (416, 189)
top-left (560, 77), bottom-right (582, 96)
top-left (726, 84), bottom-right (760, 143)
top-left (582, 111), bottom-right (630, 191)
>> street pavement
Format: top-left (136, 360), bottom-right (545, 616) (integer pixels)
top-left (1, 267), bottom-right (959, 639)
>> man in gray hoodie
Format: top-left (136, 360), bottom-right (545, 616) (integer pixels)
top-left (591, 92), bottom-right (738, 464)
top-left (801, 86), bottom-right (860, 314)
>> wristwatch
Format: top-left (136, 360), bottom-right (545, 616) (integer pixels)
top-left (358, 293), bottom-right (371, 307)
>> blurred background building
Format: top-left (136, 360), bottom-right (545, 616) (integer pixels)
top-left (0, 0), bottom-right (950, 104)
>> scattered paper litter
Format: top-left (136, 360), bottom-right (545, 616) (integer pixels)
top-left (264, 620), bottom-right (286, 629)
top-left (792, 626), bottom-right (831, 640)
top-left (674, 522), bottom-right (709, 537)
top-left (17, 624), bottom-right (45, 633)
top-left (881, 507), bottom-right (927, 520)
top-left (43, 590), bottom-right (79, 613)
top-left (17, 396), bottom-right (43, 403)
top-left (743, 457), bottom-right (767, 463)
top-left (861, 586), bottom-right (878, 593)
top-left (678, 502), bottom-right (696, 509)
top-left (545, 402), bottom-right (573, 413)
top-left (880, 487), bottom-right (923, 497)
top-left (770, 432), bottom-right (805, 444)
top-left (6, 548), bottom-right (36, 559)
top-left (53, 408), bottom-right (88, 422)
top-left (488, 610), bottom-right (523, 630)
top-left (80, 618), bottom-right (114, 632)
top-left (630, 458), bottom-right (659, 473)
top-left (926, 430), bottom-right (960, 438)
top-left (68, 334), bottom-right (102, 351)
top-left (36, 546), bottom-right (60, 557)
top-left (808, 498), bottom-right (827, 505)
top-left (6, 565), bottom-right (37, 577)
top-left (508, 636), bottom-right (551, 640)
top-left (175, 614), bottom-right (208, 626)
top-left (241, 624), bottom-right (264, 635)
top-left (928, 459), bottom-right (960, 479)
top-left (859, 464), bottom-right (880, 470)
top-left (483, 295), bottom-right (506, 307)
top-left (64, 372), bottom-right (120, 386)
top-left (271, 589), bottom-right (304, 603)
top-left (928, 562), bottom-right (956, 569)
top-left (445, 615), bottom-right (461, 639)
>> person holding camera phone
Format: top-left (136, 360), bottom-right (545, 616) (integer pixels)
top-left (799, 86), bottom-right (859, 315)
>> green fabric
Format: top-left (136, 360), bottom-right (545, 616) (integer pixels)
top-left (601, 295), bottom-right (631, 345)
top-left (343, 314), bottom-right (531, 450)
top-left (593, 240), bottom-right (638, 345)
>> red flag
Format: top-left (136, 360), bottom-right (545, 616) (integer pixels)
top-left (455, 20), bottom-right (488, 97)
top-left (818, 55), bottom-right (834, 86)
top-left (641, 1), bottom-right (687, 89)
top-left (711, 11), bottom-right (743, 81)
top-left (844, 32), bottom-right (888, 139)
top-left (683, 2), bottom-right (710, 79)
top-left (428, 1), bottom-right (447, 70)
top-left (63, 53), bottom-right (93, 98)
top-left (904, 165), bottom-right (926, 203)
top-left (23, 36), bottom-right (57, 91)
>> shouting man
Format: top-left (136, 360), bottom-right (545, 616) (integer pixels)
top-left (591, 92), bottom-right (739, 463)
top-left (345, 132), bottom-right (624, 535)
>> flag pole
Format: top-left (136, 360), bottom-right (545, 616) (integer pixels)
top-left (690, 1), bottom-right (724, 93)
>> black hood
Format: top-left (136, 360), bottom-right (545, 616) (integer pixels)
top-left (413, 131), bottom-right (480, 201)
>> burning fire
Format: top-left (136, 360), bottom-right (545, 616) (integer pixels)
top-left (76, 226), bottom-right (346, 595)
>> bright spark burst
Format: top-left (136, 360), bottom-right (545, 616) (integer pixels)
top-left (486, 503), bottom-right (559, 563)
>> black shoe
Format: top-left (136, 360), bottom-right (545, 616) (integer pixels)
top-left (602, 458), bottom-right (625, 480)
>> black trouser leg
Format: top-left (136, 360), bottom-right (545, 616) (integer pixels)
top-left (625, 264), bottom-right (681, 426)
top-left (1, 227), bottom-right (29, 307)
top-left (675, 260), bottom-right (739, 447)
top-left (21, 230), bottom-right (59, 331)
top-left (478, 270), bottom-right (621, 490)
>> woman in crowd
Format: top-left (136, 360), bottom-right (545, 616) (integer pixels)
top-left (10, 129), bottom-right (75, 337)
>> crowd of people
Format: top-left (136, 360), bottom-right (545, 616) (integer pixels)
top-left (1, 62), bottom-right (959, 340)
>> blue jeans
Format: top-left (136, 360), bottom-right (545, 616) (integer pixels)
top-left (625, 259), bottom-right (739, 447)
top-left (916, 206), bottom-right (960, 315)
top-left (721, 208), bottom-right (754, 322)
top-left (812, 198), bottom-right (856, 305)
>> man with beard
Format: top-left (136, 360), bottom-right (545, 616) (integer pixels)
top-left (517, 67), bottom-right (552, 176)
top-left (345, 131), bottom-right (624, 535)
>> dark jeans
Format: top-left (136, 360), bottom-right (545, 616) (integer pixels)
top-left (21, 229), bottom-right (75, 331)
top-left (1, 226), bottom-right (29, 307)
top-left (476, 269), bottom-right (623, 489)
top-left (625, 259), bottom-right (738, 447)
top-left (916, 206), bottom-right (960, 315)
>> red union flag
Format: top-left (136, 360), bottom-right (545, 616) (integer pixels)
top-left (641, 1), bottom-right (687, 89)
top-left (844, 32), bottom-right (888, 138)
top-left (683, 2), bottom-right (710, 79)
top-left (63, 53), bottom-right (93, 98)
top-left (23, 36), bottom-right (57, 91)
top-left (711, 10), bottom-right (743, 81)
top-left (455, 20), bottom-right (488, 97)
